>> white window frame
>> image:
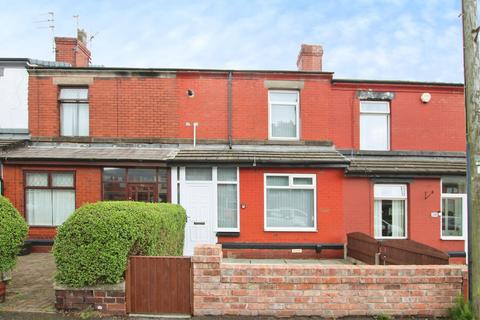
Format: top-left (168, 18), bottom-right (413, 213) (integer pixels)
top-left (171, 167), bottom-right (240, 232)
top-left (264, 173), bottom-right (317, 232)
top-left (440, 178), bottom-right (467, 241)
top-left (373, 184), bottom-right (407, 240)
top-left (216, 167), bottom-right (240, 232)
top-left (59, 87), bottom-right (90, 137)
top-left (268, 90), bottom-right (300, 141)
top-left (360, 101), bottom-right (390, 151)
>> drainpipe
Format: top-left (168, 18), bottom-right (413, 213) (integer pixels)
top-left (227, 71), bottom-right (233, 149)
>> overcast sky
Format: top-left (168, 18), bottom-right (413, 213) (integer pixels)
top-left (0, 0), bottom-right (467, 82)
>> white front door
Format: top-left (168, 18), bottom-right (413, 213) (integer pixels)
top-left (178, 168), bottom-right (216, 256)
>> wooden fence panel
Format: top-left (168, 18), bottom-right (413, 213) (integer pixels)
top-left (381, 239), bottom-right (449, 265)
top-left (346, 232), bottom-right (380, 264)
top-left (126, 256), bottom-right (192, 315)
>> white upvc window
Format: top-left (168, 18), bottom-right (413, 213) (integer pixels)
top-left (441, 177), bottom-right (467, 240)
top-left (374, 184), bottom-right (407, 239)
top-left (264, 173), bottom-right (316, 232)
top-left (216, 167), bottom-right (239, 231)
top-left (360, 101), bottom-right (390, 151)
top-left (268, 90), bottom-right (300, 140)
top-left (25, 172), bottom-right (76, 226)
top-left (59, 88), bottom-right (89, 136)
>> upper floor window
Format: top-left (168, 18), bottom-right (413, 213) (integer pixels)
top-left (59, 88), bottom-right (89, 136)
top-left (360, 101), bottom-right (390, 151)
top-left (268, 91), bottom-right (299, 140)
top-left (374, 184), bottom-right (407, 239)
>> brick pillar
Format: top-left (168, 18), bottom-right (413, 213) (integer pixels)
top-left (192, 244), bottom-right (222, 316)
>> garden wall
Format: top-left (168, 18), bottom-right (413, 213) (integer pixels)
top-left (54, 282), bottom-right (125, 315)
top-left (193, 244), bottom-right (468, 318)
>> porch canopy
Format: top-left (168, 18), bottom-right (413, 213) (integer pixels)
top-left (343, 150), bottom-right (466, 177)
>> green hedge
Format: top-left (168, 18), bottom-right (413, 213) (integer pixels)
top-left (0, 196), bottom-right (28, 273)
top-left (53, 201), bottom-right (186, 287)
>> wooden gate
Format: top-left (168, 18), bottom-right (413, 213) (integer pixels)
top-left (126, 256), bottom-right (192, 315)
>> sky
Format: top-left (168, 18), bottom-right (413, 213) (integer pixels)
top-left (0, 0), bottom-right (469, 83)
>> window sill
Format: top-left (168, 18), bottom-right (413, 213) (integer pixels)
top-left (264, 228), bottom-right (317, 232)
top-left (375, 236), bottom-right (407, 240)
top-left (216, 231), bottom-right (240, 237)
top-left (441, 236), bottom-right (465, 241)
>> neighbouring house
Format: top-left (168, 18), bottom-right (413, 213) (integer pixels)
top-left (0, 31), bottom-right (467, 260)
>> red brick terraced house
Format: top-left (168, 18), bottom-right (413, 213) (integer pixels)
top-left (0, 32), bottom-right (467, 261)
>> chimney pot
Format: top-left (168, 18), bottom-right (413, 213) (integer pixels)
top-left (297, 44), bottom-right (323, 72)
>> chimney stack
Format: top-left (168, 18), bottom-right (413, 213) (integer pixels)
top-left (55, 29), bottom-right (91, 67)
top-left (296, 44), bottom-right (323, 72)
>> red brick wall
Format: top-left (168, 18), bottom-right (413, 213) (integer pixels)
top-left (343, 177), bottom-right (465, 256)
top-left (332, 82), bottom-right (465, 151)
top-left (2, 165), bottom-right (102, 240)
top-left (193, 244), bottom-right (467, 317)
top-left (218, 168), bottom-right (344, 247)
top-left (28, 72), bottom-right (465, 152)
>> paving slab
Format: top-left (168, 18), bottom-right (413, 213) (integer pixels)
top-left (0, 253), bottom-right (56, 313)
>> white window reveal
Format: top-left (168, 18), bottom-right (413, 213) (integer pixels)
top-left (441, 176), bottom-right (467, 239)
top-left (264, 174), bottom-right (316, 232)
top-left (268, 91), bottom-right (300, 140)
top-left (360, 101), bottom-right (390, 151)
top-left (25, 172), bottom-right (76, 226)
top-left (59, 88), bottom-right (89, 136)
top-left (374, 184), bottom-right (407, 239)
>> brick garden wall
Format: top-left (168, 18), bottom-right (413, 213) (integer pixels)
top-left (55, 283), bottom-right (125, 315)
top-left (193, 244), bottom-right (467, 318)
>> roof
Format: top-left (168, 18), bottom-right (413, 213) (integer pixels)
top-left (342, 150), bottom-right (466, 176)
top-left (0, 142), bottom-right (177, 162)
top-left (171, 144), bottom-right (349, 166)
top-left (0, 142), bottom-right (348, 167)
top-left (0, 58), bottom-right (71, 67)
top-left (0, 130), bottom-right (30, 151)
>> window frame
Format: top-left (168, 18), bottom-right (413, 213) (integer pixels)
top-left (440, 178), bottom-right (467, 241)
top-left (101, 167), bottom-right (168, 203)
top-left (58, 86), bottom-right (90, 137)
top-left (216, 167), bottom-right (240, 232)
top-left (268, 90), bottom-right (300, 141)
top-left (24, 170), bottom-right (76, 227)
top-left (264, 173), bottom-right (317, 232)
top-left (359, 100), bottom-right (391, 151)
top-left (373, 183), bottom-right (408, 240)
top-left (170, 167), bottom-right (240, 232)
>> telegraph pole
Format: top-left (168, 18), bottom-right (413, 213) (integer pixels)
top-left (462, 0), bottom-right (480, 315)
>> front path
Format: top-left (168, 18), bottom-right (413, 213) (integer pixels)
top-left (0, 253), bottom-right (56, 313)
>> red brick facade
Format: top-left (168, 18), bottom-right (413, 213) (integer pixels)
top-left (2, 165), bottom-right (101, 241)
top-left (0, 43), bottom-right (467, 260)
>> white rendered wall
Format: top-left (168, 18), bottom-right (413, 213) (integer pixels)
top-left (0, 66), bottom-right (28, 129)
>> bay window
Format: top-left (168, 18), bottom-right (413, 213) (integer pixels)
top-left (102, 167), bottom-right (168, 203)
top-left (265, 174), bottom-right (316, 231)
top-left (25, 172), bottom-right (76, 226)
top-left (268, 91), bottom-right (299, 140)
top-left (59, 87), bottom-right (89, 136)
top-left (374, 184), bottom-right (407, 238)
